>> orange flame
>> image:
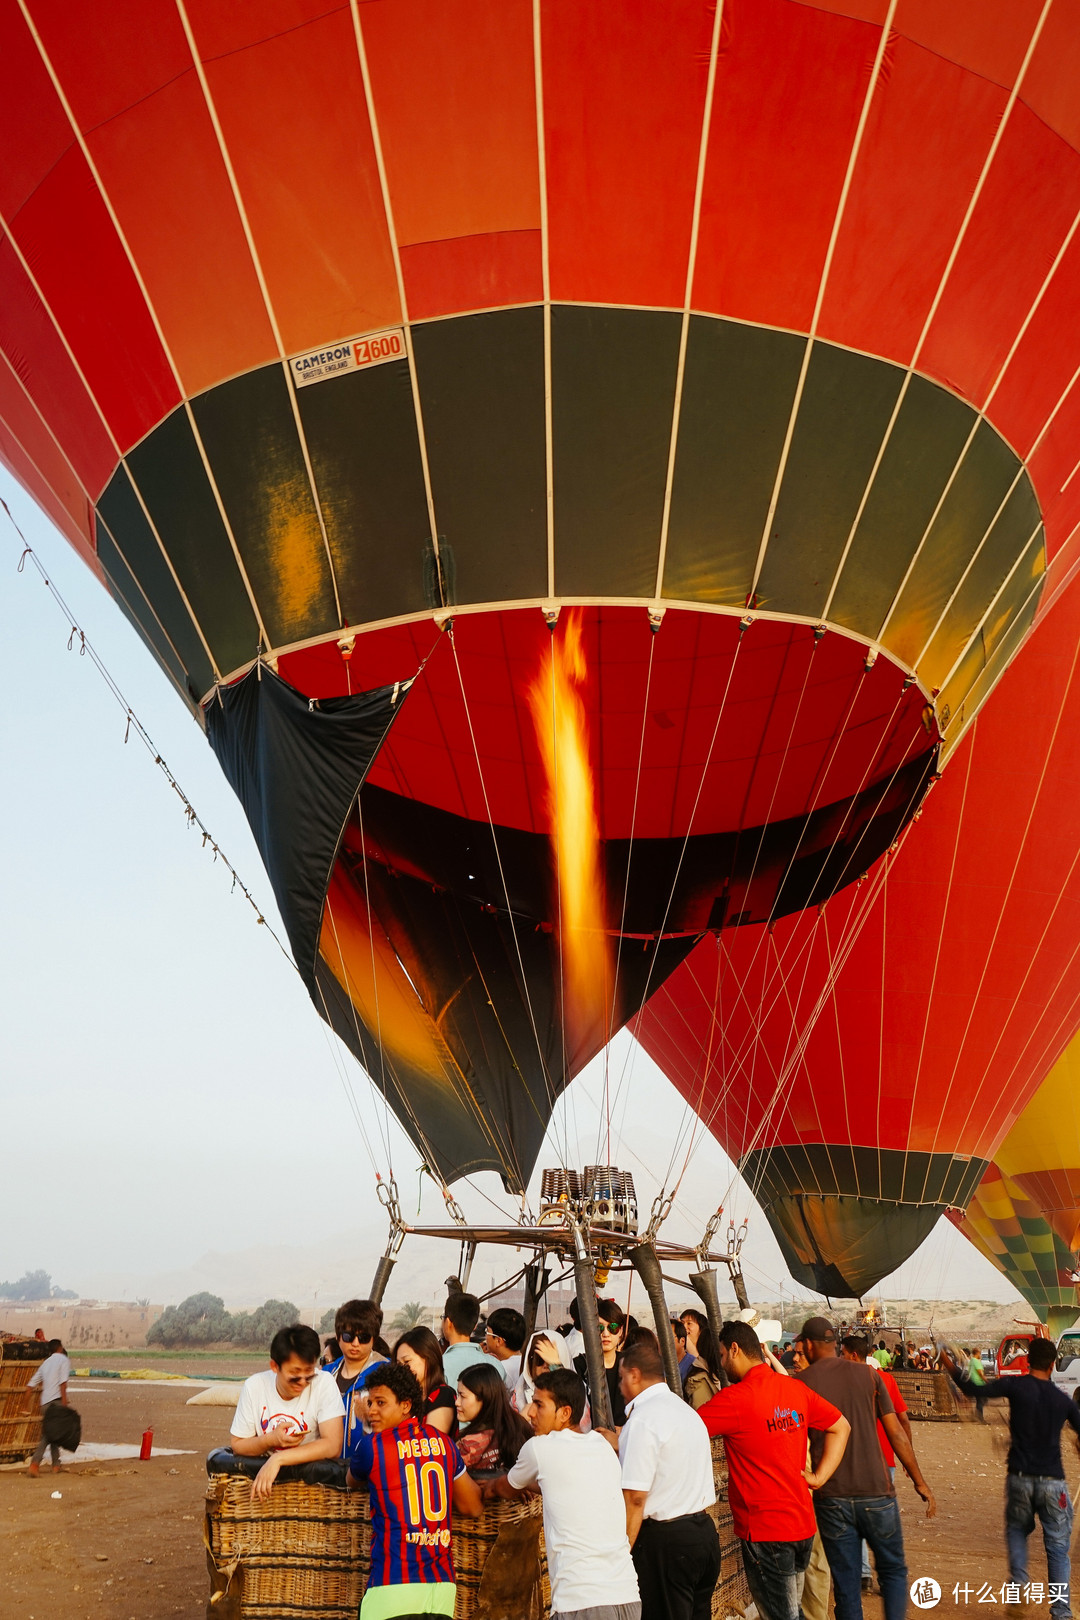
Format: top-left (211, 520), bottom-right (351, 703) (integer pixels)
top-left (528, 611), bottom-right (612, 1049)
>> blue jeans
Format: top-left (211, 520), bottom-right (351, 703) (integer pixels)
top-left (740, 1536), bottom-right (815, 1620)
top-left (861, 1467), bottom-right (895, 1577)
top-left (1005, 1474), bottom-right (1073, 1618)
top-left (815, 1495), bottom-right (908, 1620)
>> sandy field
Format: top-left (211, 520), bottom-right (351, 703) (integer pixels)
top-left (0, 1382), bottom-right (1075, 1618)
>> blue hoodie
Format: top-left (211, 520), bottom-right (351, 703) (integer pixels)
top-left (323, 1352), bottom-right (388, 1457)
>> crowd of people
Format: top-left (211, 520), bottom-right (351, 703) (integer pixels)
top-left (219, 1297), bottom-right (1080, 1620)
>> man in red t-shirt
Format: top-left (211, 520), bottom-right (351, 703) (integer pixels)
top-left (698, 1322), bottom-right (851, 1620)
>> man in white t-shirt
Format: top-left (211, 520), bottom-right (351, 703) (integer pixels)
top-left (485, 1366), bottom-right (640, 1620)
top-left (616, 1337), bottom-right (718, 1620)
top-left (27, 1339), bottom-right (74, 1476)
top-left (230, 1323), bottom-right (345, 1497)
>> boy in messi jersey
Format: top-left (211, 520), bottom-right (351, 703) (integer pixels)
top-left (347, 1361), bottom-right (482, 1618)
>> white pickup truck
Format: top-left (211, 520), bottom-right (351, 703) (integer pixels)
top-left (1052, 1331), bottom-right (1080, 1401)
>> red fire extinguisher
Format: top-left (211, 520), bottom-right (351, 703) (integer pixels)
top-left (140, 1427), bottom-right (153, 1461)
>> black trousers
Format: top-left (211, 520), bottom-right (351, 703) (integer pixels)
top-left (633, 1512), bottom-right (722, 1620)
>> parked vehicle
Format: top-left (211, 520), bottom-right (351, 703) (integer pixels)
top-left (996, 1334), bottom-right (1037, 1376)
top-left (1052, 1331), bottom-right (1080, 1400)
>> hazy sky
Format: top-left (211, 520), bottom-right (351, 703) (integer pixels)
top-left (0, 468), bottom-right (1017, 1310)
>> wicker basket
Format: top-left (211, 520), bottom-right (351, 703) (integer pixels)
top-left (206, 1440), bottom-right (746, 1620)
top-left (892, 1369), bottom-right (960, 1421)
top-left (0, 1339), bottom-right (48, 1464)
top-left (205, 1474), bottom-right (549, 1620)
top-left (709, 1436), bottom-right (752, 1620)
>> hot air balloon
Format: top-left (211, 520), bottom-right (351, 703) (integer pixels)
top-left (5, 0), bottom-right (1080, 1197)
top-left (993, 1039), bottom-right (1080, 1257)
top-left (634, 570), bottom-right (1080, 1297)
top-left (947, 1167), bottom-right (1080, 1340)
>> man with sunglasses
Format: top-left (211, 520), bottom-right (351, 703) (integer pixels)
top-left (323, 1298), bottom-right (388, 1456)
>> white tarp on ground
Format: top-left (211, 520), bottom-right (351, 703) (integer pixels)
top-left (186, 1384), bottom-right (240, 1406)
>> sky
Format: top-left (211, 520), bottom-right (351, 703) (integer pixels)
top-left (0, 467), bottom-right (1019, 1311)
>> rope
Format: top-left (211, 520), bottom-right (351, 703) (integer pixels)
top-left (7, 501), bottom-right (294, 967)
top-left (7, 502), bottom-right (427, 1202)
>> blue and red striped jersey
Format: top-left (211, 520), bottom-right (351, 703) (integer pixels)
top-left (349, 1417), bottom-right (465, 1587)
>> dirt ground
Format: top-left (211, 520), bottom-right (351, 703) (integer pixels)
top-left (0, 1387), bottom-right (1075, 1618)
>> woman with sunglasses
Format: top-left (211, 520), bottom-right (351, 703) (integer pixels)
top-left (572, 1299), bottom-right (631, 1429)
top-left (455, 1362), bottom-right (532, 1477)
top-left (322, 1298), bottom-right (388, 1456)
top-left (393, 1326), bottom-right (457, 1435)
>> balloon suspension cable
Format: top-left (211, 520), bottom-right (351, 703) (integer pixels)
top-left (727, 1218), bottom-right (750, 1310)
top-left (9, 505), bottom-right (405, 1191)
top-left (369, 1175), bottom-right (407, 1305)
top-left (7, 502), bottom-right (294, 968)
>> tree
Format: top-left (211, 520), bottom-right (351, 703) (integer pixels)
top-left (389, 1302), bottom-right (428, 1334)
top-left (319, 1308), bottom-right (337, 1334)
top-left (147, 1291), bottom-right (234, 1348)
top-left (0, 1270), bottom-right (53, 1300)
top-left (146, 1293), bottom-right (302, 1348)
top-left (230, 1300), bottom-right (300, 1348)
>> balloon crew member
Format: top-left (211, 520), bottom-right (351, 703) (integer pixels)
top-left (230, 1323), bottom-right (345, 1498)
top-left (943, 1337), bottom-right (1080, 1619)
top-left (485, 1367), bottom-right (641, 1620)
top-left (612, 1336), bottom-right (719, 1620)
top-left (454, 1361), bottom-right (532, 1477)
top-left (795, 1317), bottom-right (935, 1620)
top-left (26, 1338), bottom-right (73, 1477)
top-left (322, 1298), bottom-right (388, 1455)
top-left (347, 1360), bottom-right (482, 1620)
top-left (484, 1307), bottom-right (527, 1390)
top-left (962, 1346), bottom-right (989, 1423)
top-left (696, 1320), bottom-right (850, 1620)
top-left (841, 1335), bottom-right (917, 1595)
top-left (393, 1327), bottom-right (458, 1436)
top-left (440, 1292), bottom-right (487, 1386)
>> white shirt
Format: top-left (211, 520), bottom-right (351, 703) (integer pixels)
top-left (29, 1352), bottom-right (72, 1406)
top-left (500, 1354), bottom-right (522, 1390)
top-left (508, 1431), bottom-right (639, 1611)
top-left (564, 1328), bottom-right (584, 1361)
top-left (231, 1369), bottom-right (344, 1443)
top-left (618, 1381), bottom-right (715, 1520)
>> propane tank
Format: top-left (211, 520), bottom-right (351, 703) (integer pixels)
top-left (139, 1427), bottom-right (153, 1461)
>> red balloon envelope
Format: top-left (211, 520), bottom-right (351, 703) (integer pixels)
top-left (634, 572), bottom-right (1080, 1297)
top-left (5, 0), bottom-right (1080, 1191)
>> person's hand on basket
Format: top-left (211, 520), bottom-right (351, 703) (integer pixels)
top-left (251, 1452), bottom-right (283, 1500)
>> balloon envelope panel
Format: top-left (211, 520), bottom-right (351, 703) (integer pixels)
top-left (947, 1166), bottom-right (1079, 1328)
top-left (9, 1), bottom-right (1080, 1187)
top-left (634, 572), bottom-right (1080, 1296)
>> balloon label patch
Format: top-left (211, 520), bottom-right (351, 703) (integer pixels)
top-left (290, 328), bottom-right (406, 387)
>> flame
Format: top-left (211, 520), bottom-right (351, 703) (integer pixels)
top-left (528, 611), bottom-right (613, 1048)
